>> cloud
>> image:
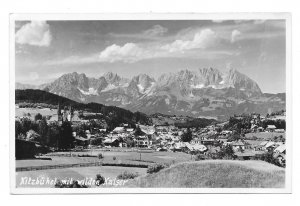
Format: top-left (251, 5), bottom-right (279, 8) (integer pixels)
top-left (98, 29), bottom-right (220, 63)
top-left (143, 25), bottom-right (168, 36)
top-left (15, 21), bottom-right (52, 47)
top-left (161, 28), bottom-right (217, 52)
top-left (99, 43), bottom-right (151, 63)
top-left (231, 29), bottom-right (242, 43)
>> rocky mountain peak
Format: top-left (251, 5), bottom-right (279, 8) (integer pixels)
top-left (103, 72), bottom-right (120, 84)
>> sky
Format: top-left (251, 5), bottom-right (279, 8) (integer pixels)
top-left (15, 19), bottom-right (286, 93)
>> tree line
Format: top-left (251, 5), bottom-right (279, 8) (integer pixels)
top-left (15, 115), bottom-right (74, 150)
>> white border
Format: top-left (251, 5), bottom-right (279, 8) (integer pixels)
top-left (9, 13), bottom-right (292, 194)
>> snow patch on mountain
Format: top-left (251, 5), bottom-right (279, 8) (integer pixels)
top-left (165, 98), bottom-right (170, 105)
top-left (190, 84), bottom-right (205, 89)
top-left (102, 84), bottom-right (118, 92)
top-left (77, 87), bottom-right (99, 95)
top-left (137, 84), bottom-right (144, 93)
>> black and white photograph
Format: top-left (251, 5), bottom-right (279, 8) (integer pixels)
top-left (10, 13), bottom-right (291, 193)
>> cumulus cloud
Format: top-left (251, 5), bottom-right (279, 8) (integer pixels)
top-left (99, 43), bottom-right (151, 63)
top-left (15, 21), bottom-right (52, 47)
top-left (97, 29), bottom-right (220, 63)
top-left (143, 25), bottom-right (168, 36)
top-left (161, 28), bottom-right (217, 52)
top-left (231, 29), bottom-right (242, 43)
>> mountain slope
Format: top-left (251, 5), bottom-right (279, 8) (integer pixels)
top-left (15, 89), bottom-right (152, 126)
top-left (16, 68), bottom-right (285, 120)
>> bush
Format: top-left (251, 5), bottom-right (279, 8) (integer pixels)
top-left (195, 154), bottom-right (207, 161)
top-left (95, 174), bottom-right (105, 186)
top-left (55, 180), bottom-right (88, 188)
top-left (117, 171), bottom-right (139, 180)
top-left (113, 156), bottom-right (116, 161)
top-left (217, 145), bottom-right (235, 159)
top-left (98, 153), bottom-right (104, 159)
top-left (147, 163), bottom-right (169, 174)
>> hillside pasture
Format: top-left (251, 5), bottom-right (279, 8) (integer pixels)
top-left (128, 160), bottom-right (285, 188)
top-left (15, 107), bottom-right (57, 119)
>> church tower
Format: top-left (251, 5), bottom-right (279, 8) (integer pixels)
top-left (57, 103), bottom-right (62, 123)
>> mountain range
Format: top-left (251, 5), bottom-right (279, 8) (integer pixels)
top-left (16, 68), bottom-right (285, 120)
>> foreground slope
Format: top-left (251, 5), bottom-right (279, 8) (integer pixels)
top-left (128, 160), bottom-right (285, 188)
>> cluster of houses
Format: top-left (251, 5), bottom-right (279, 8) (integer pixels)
top-left (16, 105), bottom-right (286, 166)
top-left (70, 118), bottom-right (285, 165)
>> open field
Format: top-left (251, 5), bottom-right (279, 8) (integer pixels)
top-left (245, 132), bottom-right (285, 140)
top-left (16, 150), bottom-right (192, 188)
top-left (16, 150), bottom-right (192, 169)
top-left (127, 160), bottom-right (285, 188)
top-left (16, 152), bottom-right (285, 188)
top-left (16, 166), bottom-right (147, 188)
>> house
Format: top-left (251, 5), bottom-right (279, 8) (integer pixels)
top-left (201, 139), bottom-right (215, 146)
top-left (126, 128), bottom-right (134, 132)
top-left (275, 129), bottom-right (285, 133)
top-left (234, 150), bottom-right (263, 160)
top-left (254, 141), bottom-right (268, 151)
top-left (220, 130), bottom-right (232, 136)
top-left (274, 144), bottom-right (286, 154)
top-left (140, 125), bottom-right (156, 135)
top-left (184, 142), bottom-right (207, 153)
top-left (264, 141), bottom-right (280, 151)
top-left (113, 127), bottom-right (125, 133)
top-left (134, 136), bottom-right (151, 148)
top-left (99, 128), bottom-right (107, 133)
top-left (74, 136), bottom-right (89, 147)
top-left (173, 142), bottom-right (186, 151)
top-left (103, 138), bottom-right (120, 147)
top-left (257, 127), bottom-right (264, 132)
top-left (266, 125), bottom-right (276, 132)
top-left (231, 140), bottom-right (245, 152)
top-left (250, 124), bottom-right (258, 132)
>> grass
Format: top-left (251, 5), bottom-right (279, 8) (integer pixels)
top-left (15, 107), bottom-right (57, 118)
top-left (15, 151), bottom-right (191, 188)
top-left (127, 160), bottom-right (285, 188)
top-left (17, 150), bottom-right (192, 168)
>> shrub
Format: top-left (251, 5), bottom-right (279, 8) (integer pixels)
top-left (195, 154), bottom-right (207, 161)
top-left (55, 180), bottom-right (88, 188)
top-left (217, 145), bottom-right (235, 159)
top-left (147, 163), bottom-right (169, 174)
top-left (113, 156), bottom-right (116, 161)
top-left (117, 171), bottom-right (139, 180)
top-left (98, 153), bottom-right (104, 159)
top-left (95, 174), bottom-right (105, 186)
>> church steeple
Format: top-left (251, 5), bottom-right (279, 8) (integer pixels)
top-left (57, 103), bottom-right (61, 115)
top-left (57, 103), bottom-right (62, 122)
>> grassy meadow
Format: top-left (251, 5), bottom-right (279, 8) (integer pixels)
top-left (127, 160), bottom-right (285, 188)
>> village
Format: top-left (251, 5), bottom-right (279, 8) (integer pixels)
top-left (15, 104), bottom-right (286, 170)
